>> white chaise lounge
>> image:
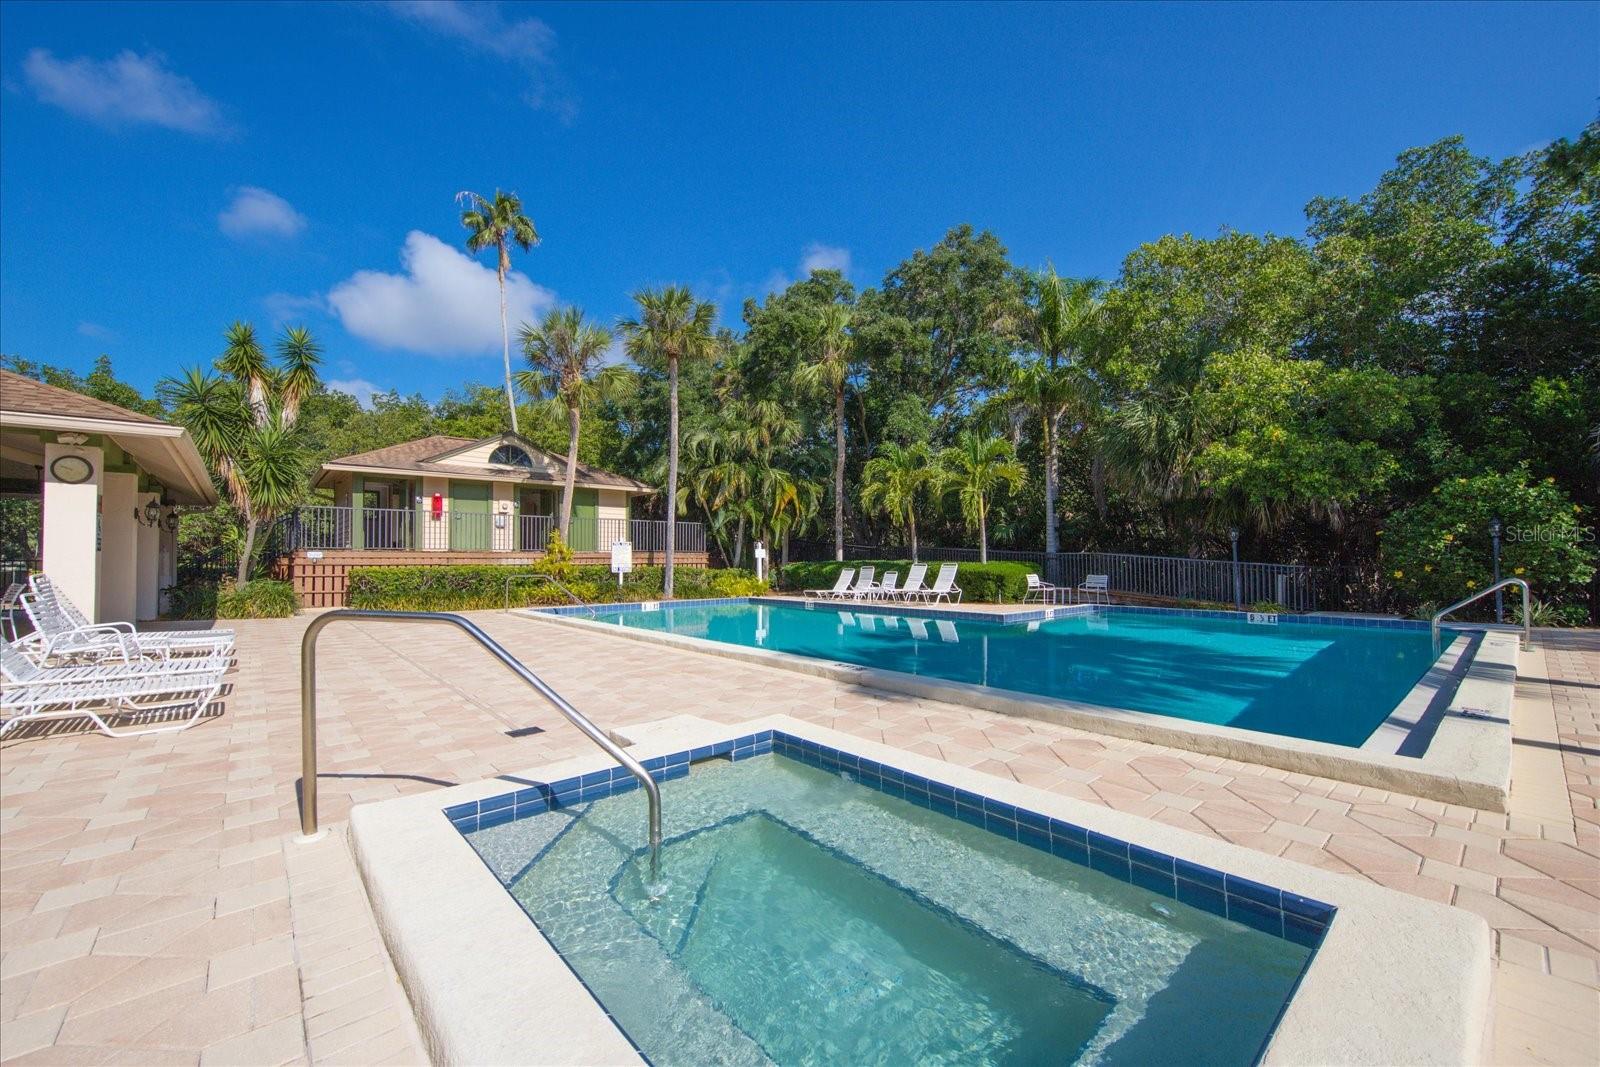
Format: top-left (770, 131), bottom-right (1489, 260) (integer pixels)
top-left (1, 642), bottom-right (229, 738)
top-left (23, 575), bottom-right (234, 663)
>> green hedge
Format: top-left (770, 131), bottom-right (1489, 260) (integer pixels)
top-left (167, 579), bottom-right (300, 619)
top-left (345, 564), bottom-right (768, 611)
top-left (774, 559), bottom-right (1040, 603)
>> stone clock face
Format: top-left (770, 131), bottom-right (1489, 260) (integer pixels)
top-left (49, 454), bottom-right (94, 484)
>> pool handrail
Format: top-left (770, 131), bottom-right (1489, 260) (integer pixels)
top-left (1430, 578), bottom-right (1531, 651)
top-left (298, 609), bottom-right (661, 879)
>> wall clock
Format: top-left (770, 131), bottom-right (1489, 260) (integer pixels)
top-left (50, 455), bottom-right (94, 484)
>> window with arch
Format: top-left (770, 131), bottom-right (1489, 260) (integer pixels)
top-left (489, 444), bottom-right (533, 468)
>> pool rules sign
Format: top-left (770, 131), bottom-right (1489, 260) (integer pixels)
top-left (610, 540), bottom-right (633, 587)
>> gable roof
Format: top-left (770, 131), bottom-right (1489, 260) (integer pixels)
top-left (0, 369), bottom-right (217, 505)
top-left (316, 433), bottom-right (653, 493)
top-left (0, 368), bottom-right (166, 425)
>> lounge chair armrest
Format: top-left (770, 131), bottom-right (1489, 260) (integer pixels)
top-left (40, 626), bottom-right (142, 662)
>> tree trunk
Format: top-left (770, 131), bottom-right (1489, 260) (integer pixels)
top-left (909, 510), bottom-right (919, 563)
top-left (664, 357), bottom-right (678, 598)
top-left (1044, 412), bottom-right (1060, 556)
top-left (498, 250), bottom-right (519, 435)
top-left (833, 384), bottom-right (846, 562)
top-left (559, 404), bottom-right (580, 539)
top-left (734, 514), bottom-right (746, 568)
top-left (236, 508), bottom-right (257, 584)
top-left (782, 529), bottom-right (790, 567)
top-left (978, 502), bottom-right (988, 564)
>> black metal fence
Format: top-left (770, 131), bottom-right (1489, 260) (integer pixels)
top-left (784, 540), bottom-right (1320, 610)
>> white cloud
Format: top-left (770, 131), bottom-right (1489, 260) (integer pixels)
top-left (386, 1), bottom-right (574, 121)
top-left (219, 187), bottom-right (306, 240)
top-left (758, 243), bottom-right (854, 297)
top-left (263, 291), bottom-right (326, 326)
top-left (327, 378), bottom-right (381, 409)
top-left (326, 231), bottom-right (556, 356)
top-left (800, 243), bottom-right (852, 277)
top-left (76, 321), bottom-right (116, 341)
top-left (22, 49), bottom-right (226, 134)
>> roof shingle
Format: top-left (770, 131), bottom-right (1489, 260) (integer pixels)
top-left (0, 368), bottom-right (167, 425)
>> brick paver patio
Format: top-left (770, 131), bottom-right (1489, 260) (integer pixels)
top-left (2, 610), bottom-right (1596, 1065)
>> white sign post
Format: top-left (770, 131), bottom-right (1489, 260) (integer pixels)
top-left (610, 540), bottom-right (633, 588)
top-left (753, 541), bottom-right (767, 582)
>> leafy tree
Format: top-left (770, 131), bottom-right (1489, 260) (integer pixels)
top-left (937, 433), bottom-right (1025, 563)
top-left (618, 286), bottom-right (718, 597)
top-left (160, 324), bottom-right (322, 582)
top-left (516, 306), bottom-right (621, 538)
top-left (458, 189), bottom-right (540, 434)
top-left (859, 441), bottom-right (937, 561)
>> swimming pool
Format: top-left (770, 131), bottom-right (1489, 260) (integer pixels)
top-left (453, 733), bottom-right (1325, 1066)
top-left (578, 601), bottom-right (1447, 748)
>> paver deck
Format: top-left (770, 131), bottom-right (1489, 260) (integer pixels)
top-left (2, 610), bottom-right (1596, 1065)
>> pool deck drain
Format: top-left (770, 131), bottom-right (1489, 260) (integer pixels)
top-left (0, 612), bottom-right (1594, 1065)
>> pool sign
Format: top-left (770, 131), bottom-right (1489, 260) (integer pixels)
top-left (753, 541), bottom-right (767, 581)
top-left (610, 541), bottom-right (633, 587)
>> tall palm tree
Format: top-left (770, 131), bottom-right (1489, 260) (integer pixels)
top-left (458, 189), bottom-right (539, 434)
top-left (516, 307), bottom-right (617, 538)
top-left (617, 286), bottom-right (717, 597)
top-left (1025, 268), bottom-right (1103, 555)
top-left (937, 432), bottom-right (1025, 563)
top-left (161, 324), bottom-right (320, 583)
top-left (859, 442), bottom-right (937, 561)
top-left (794, 302), bottom-right (854, 561)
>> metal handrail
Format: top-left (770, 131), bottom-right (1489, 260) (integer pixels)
top-left (1431, 578), bottom-right (1532, 651)
top-left (504, 573), bottom-right (596, 615)
top-left (299, 610), bottom-right (661, 879)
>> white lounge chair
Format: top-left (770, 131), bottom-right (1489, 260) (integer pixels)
top-left (870, 571), bottom-right (900, 601)
top-left (23, 575), bottom-right (234, 663)
top-left (805, 568), bottom-right (855, 599)
top-left (1, 642), bottom-right (228, 738)
top-left (922, 564), bottom-right (962, 604)
top-left (896, 564), bottom-right (929, 602)
top-left (1022, 572), bottom-right (1063, 603)
top-left (844, 566), bottom-right (876, 600)
top-left (1076, 574), bottom-right (1111, 605)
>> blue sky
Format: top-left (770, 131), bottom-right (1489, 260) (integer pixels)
top-left (1, 1), bottom-right (1595, 405)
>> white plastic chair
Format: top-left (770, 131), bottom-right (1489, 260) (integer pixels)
top-left (24, 575), bottom-right (234, 662)
top-left (806, 568), bottom-right (855, 599)
top-left (845, 566), bottom-right (876, 601)
top-left (1, 642), bottom-right (228, 738)
top-left (896, 564), bottom-right (929, 602)
top-left (923, 564), bottom-right (962, 603)
top-left (1076, 574), bottom-right (1111, 605)
top-left (870, 571), bottom-right (900, 601)
top-left (1022, 572), bottom-right (1063, 603)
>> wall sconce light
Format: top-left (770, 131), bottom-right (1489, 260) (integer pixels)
top-left (163, 508), bottom-right (180, 533)
top-left (134, 499), bottom-right (164, 527)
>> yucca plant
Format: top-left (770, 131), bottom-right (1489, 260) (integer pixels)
top-left (458, 188), bottom-right (540, 434)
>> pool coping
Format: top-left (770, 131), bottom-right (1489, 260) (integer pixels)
top-left (348, 713), bottom-right (1490, 1066)
top-left (517, 601), bottom-right (1517, 810)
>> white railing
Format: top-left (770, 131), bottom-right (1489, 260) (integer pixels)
top-left (283, 506), bottom-right (706, 556)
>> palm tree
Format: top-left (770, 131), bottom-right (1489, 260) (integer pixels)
top-left (516, 307), bottom-right (618, 539)
top-left (161, 324), bottom-right (320, 583)
top-left (794, 302), bottom-right (854, 561)
top-left (859, 442), bottom-right (937, 561)
top-left (1024, 268), bottom-right (1103, 555)
top-left (458, 189), bottom-right (539, 434)
top-left (937, 432), bottom-right (1025, 563)
top-left (617, 286), bottom-right (717, 597)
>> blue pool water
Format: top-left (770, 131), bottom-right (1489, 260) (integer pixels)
top-left (463, 750), bottom-right (1318, 1066)
top-left (584, 602), bottom-right (1447, 747)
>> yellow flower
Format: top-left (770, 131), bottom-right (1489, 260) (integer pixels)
top-left (1457, 477), bottom-right (1467, 484)
top-left (1514, 567), bottom-right (1524, 575)
top-left (1424, 564), bottom-right (1433, 572)
top-left (1443, 533), bottom-right (1454, 543)
top-left (1466, 580), bottom-right (1476, 589)
top-left (1393, 570), bottom-right (1403, 579)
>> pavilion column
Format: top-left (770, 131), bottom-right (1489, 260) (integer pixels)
top-left (135, 488), bottom-right (162, 620)
top-left (98, 470), bottom-right (139, 623)
top-left (41, 441), bottom-right (103, 622)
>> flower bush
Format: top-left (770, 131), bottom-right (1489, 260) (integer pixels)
top-left (1382, 468), bottom-right (1595, 622)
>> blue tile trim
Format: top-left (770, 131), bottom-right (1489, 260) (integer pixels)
top-left (446, 728), bottom-right (1334, 949)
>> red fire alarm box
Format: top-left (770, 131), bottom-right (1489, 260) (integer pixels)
top-left (430, 493), bottom-right (444, 520)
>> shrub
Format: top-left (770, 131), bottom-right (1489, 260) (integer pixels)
top-left (345, 564), bottom-right (769, 611)
top-left (1383, 467), bottom-right (1596, 619)
top-left (166, 578), bottom-right (299, 619)
top-left (774, 559), bottom-right (1040, 602)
